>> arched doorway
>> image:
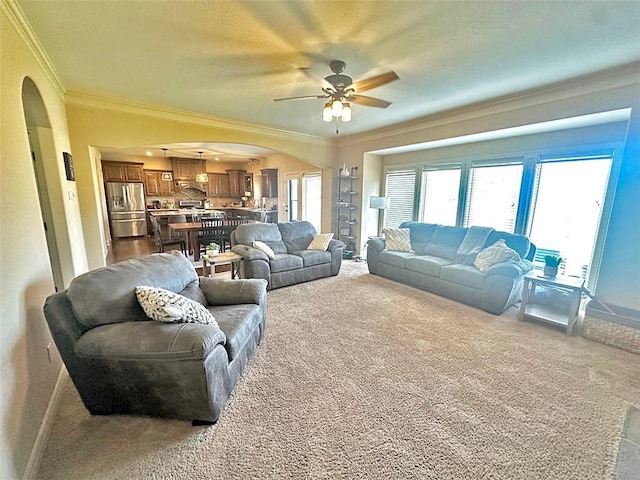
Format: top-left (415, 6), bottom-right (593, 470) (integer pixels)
top-left (21, 77), bottom-right (64, 291)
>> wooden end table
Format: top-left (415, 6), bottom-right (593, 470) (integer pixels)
top-left (202, 252), bottom-right (242, 279)
top-left (519, 272), bottom-right (585, 335)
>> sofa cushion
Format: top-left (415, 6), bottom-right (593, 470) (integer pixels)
top-left (307, 233), bottom-right (334, 251)
top-left (208, 304), bottom-right (261, 361)
top-left (278, 221), bottom-right (317, 252)
top-left (474, 238), bottom-right (521, 272)
top-left (440, 264), bottom-right (486, 290)
top-left (75, 321), bottom-right (226, 361)
top-left (401, 222), bottom-right (438, 255)
top-left (67, 251), bottom-right (198, 329)
top-left (235, 223), bottom-right (287, 254)
top-left (484, 231), bottom-right (530, 258)
top-left (253, 241), bottom-right (275, 259)
top-left (292, 250), bottom-right (332, 267)
top-left (405, 255), bottom-right (454, 277)
top-left (135, 286), bottom-right (219, 327)
top-left (378, 250), bottom-right (415, 269)
top-left (422, 226), bottom-right (467, 260)
top-left (382, 227), bottom-right (413, 252)
top-left (269, 253), bottom-right (304, 273)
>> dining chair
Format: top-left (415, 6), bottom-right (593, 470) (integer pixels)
top-left (222, 216), bottom-right (249, 251)
top-left (198, 217), bottom-right (225, 254)
top-left (149, 214), bottom-right (186, 254)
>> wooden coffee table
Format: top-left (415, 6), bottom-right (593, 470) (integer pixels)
top-left (202, 252), bottom-right (242, 278)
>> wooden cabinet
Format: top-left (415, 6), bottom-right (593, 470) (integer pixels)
top-left (171, 157), bottom-right (204, 181)
top-left (102, 161), bottom-right (144, 182)
top-left (226, 169), bottom-right (247, 197)
top-left (261, 169), bottom-right (278, 198)
top-left (244, 173), bottom-right (253, 195)
top-left (208, 173), bottom-right (229, 197)
top-left (144, 170), bottom-right (174, 196)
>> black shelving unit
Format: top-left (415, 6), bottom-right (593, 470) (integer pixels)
top-left (336, 166), bottom-right (358, 258)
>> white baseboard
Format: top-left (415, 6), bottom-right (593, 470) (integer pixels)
top-left (22, 367), bottom-right (67, 480)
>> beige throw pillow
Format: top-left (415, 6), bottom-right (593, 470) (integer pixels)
top-left (308, 233), bottom-right (334, 251)
top-left (135, 286), bottom-right (218, 327)
top-left (382, 227), bottom-right (413, 253)
top-left (252, 241), bottom-right (275, 259)
top-left (474, 238), bottom-right (520, 272)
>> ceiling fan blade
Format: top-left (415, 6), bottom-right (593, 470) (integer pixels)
top-left (350, 95), bottom-right (392, 108)
top-left (273, 94), bottom-right (327, 102)
top-left (353, 71), bottom-right (399, 93)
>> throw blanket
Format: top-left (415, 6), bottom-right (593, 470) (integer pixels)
top-left (455, 226), bottom-right (494, 264)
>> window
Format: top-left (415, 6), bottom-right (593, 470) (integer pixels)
top-left (419, 166), bottom-right (461, 225)
top-left (463, 161), bottom-right (523, 233)
top-left (384, 169), bottom-right (416, 228)
top-left (527, 154), bottom-right (612, 279)
top-left (302, 173), bottom-right (322, 232)
top-left (287, 177), bottom-right (299, 222)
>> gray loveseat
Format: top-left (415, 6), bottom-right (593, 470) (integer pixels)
top-left (230, 221), bottom-right (343, 289)
top-left (43, 251), bottom-right (267, 423)
top-left (367, 222), bottom-right (536, 314)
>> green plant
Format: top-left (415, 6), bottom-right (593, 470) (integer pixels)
top-left (544, 254), bottom-right (562, 267)
top-left (208, 242), bottom-right (220, 251)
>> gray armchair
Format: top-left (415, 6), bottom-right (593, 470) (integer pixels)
top-left (43, 251), bottom-right (267, 423)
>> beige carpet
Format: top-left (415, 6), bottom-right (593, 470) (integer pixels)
top-left (37, 262), bottom-right (640, 479)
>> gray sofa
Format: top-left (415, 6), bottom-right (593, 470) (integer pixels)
top-left (367, 222), bottom-right (536, 314)
top-left (230, 221), bottom-right (343, 289)
top-left (43, 251), bottom-right (267, 423)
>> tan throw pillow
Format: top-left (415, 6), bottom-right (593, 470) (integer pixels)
top-left (308, 233), bottom-right (334, 251)
top-left (252, 241), bottom-right (275, 259)
top-left (382, 227), bottom-right (413, 253)
top-left (474, 238), bottom-right (520, 272)
top-left (135, 286), bottom-right (219, 327)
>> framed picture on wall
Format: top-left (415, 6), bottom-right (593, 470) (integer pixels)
top-left (63, 152), bottom-right (75, 181)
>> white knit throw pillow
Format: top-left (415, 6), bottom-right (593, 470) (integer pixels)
top-left (474, 239), bottom-right (520, 272)
top-left (135, 286), bottom-right (218, 327)
top-left (252, 241), bottom-right (275, 259)
top-left (307, 233), bottom-right (334, 251)
top-left (382, 228), bottom-right (413, 253)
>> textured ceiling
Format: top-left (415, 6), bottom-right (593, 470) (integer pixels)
top-left (16, 0), bottom-right (640, 139)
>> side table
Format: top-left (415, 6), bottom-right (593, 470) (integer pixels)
top-left (519, 273), bottom-right (585, 335)
top-left (202, 252), bottom-right (242, 279)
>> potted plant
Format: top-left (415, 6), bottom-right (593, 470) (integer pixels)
top-left (206, 242), bottom-right (220, 257)
top-left (543, 254), bottom-right (562, 277)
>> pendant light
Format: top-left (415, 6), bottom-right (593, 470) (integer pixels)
top-left (195, 151), bottom-right (209, 183)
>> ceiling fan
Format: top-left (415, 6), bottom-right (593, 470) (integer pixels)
top-left (274, 60), bottom-right (399, 125)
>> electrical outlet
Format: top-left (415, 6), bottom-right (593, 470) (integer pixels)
top-left (46, 343), bottom-right (52, 363)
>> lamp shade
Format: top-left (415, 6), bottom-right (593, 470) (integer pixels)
top-left (369, 196), bottom-right (391, 209)
top-left (195, 173), bottom-right (209, 183)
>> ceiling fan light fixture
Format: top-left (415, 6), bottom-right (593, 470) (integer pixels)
top-left (341, 103), bottom-right (352, 122)
top-left (331, 99), bottom-right (343, 117)
top-left (322, 102), bottom-right (333, 122)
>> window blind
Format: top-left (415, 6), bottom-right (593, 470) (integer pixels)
top-left (384, 169), bottom-right (416, 228)
top-left (420, 167), bottom-right (461, 226)
top-left (463, 161), bottom-right (523, 233)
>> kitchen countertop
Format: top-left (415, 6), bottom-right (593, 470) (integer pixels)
top-left (148, 209), bottom-right (225, 216)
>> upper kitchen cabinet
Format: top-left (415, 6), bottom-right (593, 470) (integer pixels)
top-left (171, 157), bottom-right (204, 181)
top-left (208, 173), bottom-right (229, 197)
top-left (226, 169), bottom-right (247, 197)
top-left (144, 170), bottom-right (174, 196)
top-left (261, 168), bottom-right (278, 198)
top-left (102, 161), bottom-right (145, 182)
top-left (244, 173), bottom-right (253, 195)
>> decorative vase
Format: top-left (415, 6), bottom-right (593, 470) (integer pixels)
top-left (206, 249), bottom-right (219, 257)
top-left (544, 265), bottom-right (558, 277)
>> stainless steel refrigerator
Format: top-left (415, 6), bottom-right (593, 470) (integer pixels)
top-left (105, 182), bottom-right (148, 237)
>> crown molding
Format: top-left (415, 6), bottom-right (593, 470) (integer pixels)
top-left (1, 0), bottom-right (65, 97)
top-left (65, 92), bottom-right (329, 147)
top-left (335, 61), bottom-right (640, 148)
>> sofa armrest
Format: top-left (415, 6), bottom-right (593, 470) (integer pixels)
top-left (367, 237), bottom-right (385, 252)
top-left (199, 277), bottom-right (268, 306)
top-left (485, 259), bottom-right (533, 278)
top-left (231, 244), bottom-right (269, 261)
top-left (327, 238), bottom-right (344, 253)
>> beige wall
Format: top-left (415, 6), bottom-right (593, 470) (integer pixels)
top-left (65, 102), bottom-right (333, 269)
top-left (1, 4), bottom-right (87, 479)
